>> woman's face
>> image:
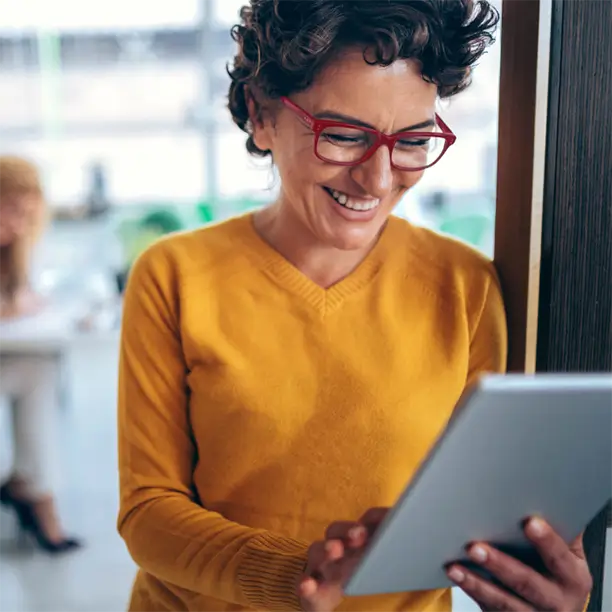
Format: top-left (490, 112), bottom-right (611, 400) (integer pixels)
top-left (253, 51), bottom-right (438, 251)
top-left (0, 193), bottom-right (39, 246)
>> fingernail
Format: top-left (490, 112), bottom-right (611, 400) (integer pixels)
top-left (349, 526), bottom-right (366, 540)
top-left (469, 545), bottom-right (488, 563)
top-left (528, 518), bottom-right (547, 537)
top-left (300, 577), bottom-right (317, 596)
top-left (448, 567), bottom-right (465, 583)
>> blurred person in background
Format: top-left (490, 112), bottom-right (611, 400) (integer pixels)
top-left (0, 155), bottom-right (81, 554)
top-left (117, 1), bottom-right (593, 611)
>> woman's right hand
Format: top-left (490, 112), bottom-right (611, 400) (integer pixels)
top-left (298, 508), bottom-right (389, 612)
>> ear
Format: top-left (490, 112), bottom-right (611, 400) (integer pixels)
top-left (246, 87), bottom-right (274, 153)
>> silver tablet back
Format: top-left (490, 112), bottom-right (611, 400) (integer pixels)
top-left (345, 373), bottom-right (612, 596)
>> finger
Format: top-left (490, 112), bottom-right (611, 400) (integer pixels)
top-left (568, 533), bottom-right (587, 561)
top-left (466, 543), bottom-right (562, 610)
top-left (324, 539), bottom-right (345, 562)
top-left (447, 565), bottom-right (533, 612)
top-left (525, 518), bottom-right (589, 587)
top-left (313, 540), bottom-right (346, 570)
top-left (359, 507), bottom-right (389, 527)
top-left (297, 578), bottom-right (342, 612)
top-left (299, 576), bottom-right (318, 599)
top-left (325, 521), bottom-right (355, 540)
top-left (325, 521), bottom-right (368, 548)
top-left (307, 541), bottom-right (349, 585)
top-left (358, 507), bottom-right (389, 536)
top-left (307, 541), bottom-right (329, 579)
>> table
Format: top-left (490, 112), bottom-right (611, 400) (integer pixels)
top-left (0, 303), bottom-right (121, 411)
top-left (0, 302), bottom-right (119, 354)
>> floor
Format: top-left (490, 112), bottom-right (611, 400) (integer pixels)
top-left (0, 339), bottom-right (135, 612)
top-left (0, 336), bottom-right (609, 612)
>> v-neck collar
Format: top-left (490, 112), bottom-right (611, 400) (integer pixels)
top-left (236, 212), bottom-right (399, 316)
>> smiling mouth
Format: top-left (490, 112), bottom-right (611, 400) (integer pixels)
top-left (323, 186), bottom-right (380, 212)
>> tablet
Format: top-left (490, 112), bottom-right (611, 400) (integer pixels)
top-left (344, 373), bottom-right (612, 596)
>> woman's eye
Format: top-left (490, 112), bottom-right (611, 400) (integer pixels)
top-left (320, 127), bottom-right (370, 147)
top-left (325, 133), bottom-right (363, 144)
top-left (398, 138), bottom-right (431, 148)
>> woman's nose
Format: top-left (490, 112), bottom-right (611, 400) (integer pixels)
top-left (350, 145), bottom-right (395, 199)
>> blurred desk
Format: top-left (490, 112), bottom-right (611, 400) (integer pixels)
top-left (0, 304), bottom-right (120, 412)
top-left (0, 303), bottom-right (120, 354)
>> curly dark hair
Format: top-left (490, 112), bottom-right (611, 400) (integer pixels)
top-left (228, 0), bottom-right (499, 158)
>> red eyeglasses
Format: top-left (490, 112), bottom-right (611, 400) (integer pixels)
top-left (280, 96), bottom-right (456, 172)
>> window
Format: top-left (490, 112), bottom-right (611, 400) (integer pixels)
top-left (0, 1), bottom-right (204, 207)
top-left (0, 0), bottom-right (501, 306)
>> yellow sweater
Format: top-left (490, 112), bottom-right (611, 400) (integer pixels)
top-left (117, 213), bottom-right (507, 612)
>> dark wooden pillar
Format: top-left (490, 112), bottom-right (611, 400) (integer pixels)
top-left (536, 1), bottom-right (612, 610)
top-left (494, 0), bottom-right (610, 605)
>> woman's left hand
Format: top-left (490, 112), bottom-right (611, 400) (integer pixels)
top-left (447, 517), bottom-right (593, 611)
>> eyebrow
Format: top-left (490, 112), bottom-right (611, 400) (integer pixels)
top-left (314, 110), bottom-right (435, 133)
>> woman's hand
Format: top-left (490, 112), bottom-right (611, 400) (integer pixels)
top-left (298, 508), bottom-right (389, 612)
top-left (447, 517), bottom-right (593, 611)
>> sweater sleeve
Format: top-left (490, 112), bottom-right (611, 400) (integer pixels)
top-left (466, 263), bottom-right (508, 385)
top-left (117, 243), bottom-right (308, 611)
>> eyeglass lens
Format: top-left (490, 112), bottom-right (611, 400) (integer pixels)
top-left (316, 126), bottom-right (445, 169)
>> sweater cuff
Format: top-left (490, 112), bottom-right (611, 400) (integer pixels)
top-left (238, 532), bottom-right (309, 611)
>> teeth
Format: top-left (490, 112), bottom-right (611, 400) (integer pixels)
top-left (328, 188), bottom-right (379, 212)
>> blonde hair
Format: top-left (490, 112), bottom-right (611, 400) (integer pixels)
top-left (0, 156), bottom-right (47, 303)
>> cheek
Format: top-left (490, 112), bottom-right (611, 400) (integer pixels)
top-left (275, 136), bottom-right (358, 189)
top-left (274, 138), bottom-right (326, 193)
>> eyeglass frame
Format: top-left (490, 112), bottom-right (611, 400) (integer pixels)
top-left (280, 96), bottom-right (457, 172)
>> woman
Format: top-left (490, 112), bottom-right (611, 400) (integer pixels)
top-left (117, 2), bottom-right (593, 611)
top-left (0, 155), bottom-right (81, 554)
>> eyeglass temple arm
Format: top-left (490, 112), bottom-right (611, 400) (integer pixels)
top-left (435, 113), bottom-right (455, 138)
top-left (280, 96), bottom-right (315, 129)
